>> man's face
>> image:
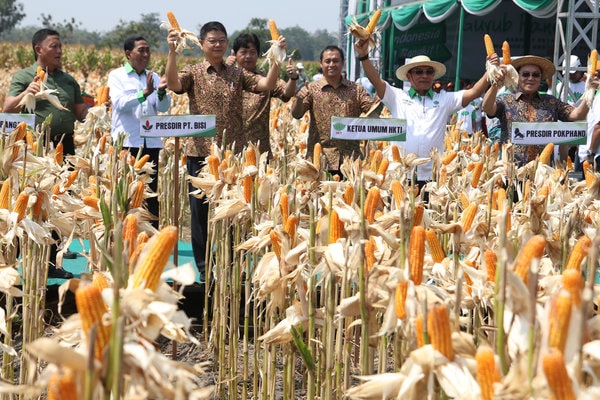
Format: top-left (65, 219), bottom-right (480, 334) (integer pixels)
top-left (201, 31), bottom-right (229, 60)
top-left (407, 65), bottom-right (435, 92)
top-left (518, 65), bottom-right (542, 94)
top-left (320, 49), bottom-right (343, 80)
top-left (235, 44), bottom-right (258, 71)
top-left (126, 40), bottom-right (150, 73)
top-left (36, 35), bottom-right (62, 70)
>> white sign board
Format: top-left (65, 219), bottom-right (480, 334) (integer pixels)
top-left (330, 117), bottom-right (407, 141)
top-left (140, 115), bottom-right (216, 138)
top-left (0, 113), bottom-right (36, 132)
top-left (511, 121), bottom-right (587, 145)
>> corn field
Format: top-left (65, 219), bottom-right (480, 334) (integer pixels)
top-left (1, 42), bottom-right (600, 399)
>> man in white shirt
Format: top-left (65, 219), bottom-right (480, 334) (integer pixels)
top-left (108, 36), bottom-right (171, 226)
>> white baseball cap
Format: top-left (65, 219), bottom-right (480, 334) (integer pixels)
top-left (296, 62), bottom-right (304, 69)
top-left (562, 55), bottom-right (581, 73)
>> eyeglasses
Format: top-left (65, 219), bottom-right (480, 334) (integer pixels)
top-left (204, 38), bottom-right (227, 46)
top-left (411, 68), bottom-right (435, 76)
top-left (520, 72), bottom-right (541, 78)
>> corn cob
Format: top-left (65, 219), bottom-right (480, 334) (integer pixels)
top-left (75, 283), bottom-right (110, 360)
top-left (391, 145), bottom-right (401, 162)
top-left (268, 19), bottom-right (280, 40)
top-left (583, 160), bottom-right (594, 188)
top-left (270, 230), bottom-right (282, 261)
top-left (496, 187), bottom-right (506, 211)
top-left (123, 213), bottom-right (138, 257)
top-left (242, 175), bottom-right (253, 204)
top-left (426, 229), bottom-right (445, 263)
top-left (565, 235), bottom-right (591, 270)
top-left (83, 195), bottom-right (99, 211)
top-left (47, 369), bottom-right (78, 400)
top-left (377, 158), bottom-right (389, 181)
top-left (96, 86), bottom-right (110, 105)
top-left (391, 180), bottom-right (403, 209)
top-left (589, 49), bottom-right (598, 76)
top-left (370, 149), bottom-right (382, 172)
top-left (395, 280), bottom-right (409, 319)
top-left (427, 302), bottom-right (454, 360)
top-left (36, 66), bottom-right (46, 83)
top-left (0, 180), bottom-right (10, 210)
top-left (92, 271), bottom-right (109, 292)
top-left (542, 349), bottom-right (576, 400)
top-left (13, 192), bottom-right (29, 222)
top-left (285, 213), bottom-right (298, 244)
top-left (409, 226), bottom-right (426, 285)
top-left (484, 34), bottom-right (495, 56)
top-left (458, 192), bottom-right (470, 209)
top-left (485, 249), bottom-right (497, 282)
top-left (366, 9), bottom-right (382, 33)
top-left (98, 135), bottom-right (108, 153)
top-left (476, 346), bottom-right (500, 400)
top-left (329, 208), bottom-right (345, 244)
top-left (313, 143), bottom-right (322, 171)
top-left (471, 161), bottom-right (484, 188)
top-left (65, 169), bottom-right (79, 188)
top-left (439, 165), bottom-right (447, 186)
top-left (539, 143), bottom-right (554, 165)
top-left (461, 203), bottom-right (478, 232)
top-left (131, 225), bottom-right (178, 291)
top-left (412, 203), bottom-right (424, 227)
top-left (502, 41), bottom-right (511, 64)
top-left (167, 10), bottom-right (182, 31)
top-left (549, 290), bottom-right (572, 353)
top-left (415, 314), bottom-right (425, 347)
top-left (280, 191), bottom-right (289, 225)
top-left (562, 269), bottom-right (582, 307)
top-left (207, 154), bottom-right (219, 180)
top-left (343, 184), bottom-right (354, 206)
top-left (513, 235), bottom-right (546, 284)
top-left (365, 236), bottom-right (376, 272)
top-left (364, 186), bottom-right (380, 223)
top-left (54, 142), bottom-right (64, 165)
top-left (134, 154), bottom-right (150, 169)
top-left (472, 143), bottom-right (482, 155)
top-left (245, 147), bottom-right (257, 167)
top-left (130, 180), bottom-right (145, 209)
top-left (442, 150), bottom-right (457, 165)
top-left (130, 232), bottom-right (149, 269)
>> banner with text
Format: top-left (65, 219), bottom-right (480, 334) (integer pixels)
top-left (331, 117), bottom-right (406, 141)
top-left (140, 115), bottom-right (216, 138)
top-left (0, 113), bottom-right (36, 132)
top-left (511, 121), bottom-right (587, 146)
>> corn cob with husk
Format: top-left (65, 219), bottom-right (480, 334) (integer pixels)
top-left (542, 349), bottom-right (576, 400)
top-left (329, 208), bottom-right (345, 244)
top-left (364, 236), bottom-right (376, 272)
top-left (476, 346), bottom-right (500, 400)
top-left (394, 280), bottom-right (409, 319)
top-left (263, 18), bottom-right (287, 67)
top-left (409, 226), bottom-right (425, 284)
top-left (565, 234), bottom-right (591, 271)
top-left (130, 226), bottom-right (178, 291)
top-left (426, 229), bottom-right (445, 263)
top-left (348, 9), bottom-right (381, 49)
top-left (75, 283), bottom-right (111, 360)
top-left (548, 290), bottom-right (572, 353)
top-left (513, 234), bottom-right (546, 284)
top-left (539, 143), bottom-right (554, 165)
top-left (47, 369), bottom-right (79, 400)
top-left (364, 186), bottom-right (380, 223)
top-left (96, 86), bottom-right (110, 105)
top-left (427, 302), bottom-right (454, 360)
top-left (583, 49), bottom-right (599, 107)
top-left (0, 180), bottom-right (10, 210)
top-left (129, 180), bottom-right (145, 209)
top-left (162, 10), bottom-right (200, 53)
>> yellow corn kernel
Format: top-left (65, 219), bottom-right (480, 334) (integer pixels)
top-left (427, 302), bottom-right (454, 361)
top-left (513, 235), bottom-right (546, 284)
top-left (364, 186), bottom-right (380, 223)
top-left (476, 346), bottom-right (500, 400)
top-left (329, 208), bottom-right (345, 244)
top-left (242, 175), bottom-right (253, 204)
top-left (565, 235), bottom-right (591, 271)
top-left (562, 269), bottom-right (582, 307)
top-left (548, 291), bottom-right (572, 353)
top-left (206, 154), bottom-right (220, 180)
top-left (539, 143), bottom-right (554, 165)
top-left (270, 230), bottom-right (282, 261)
top-left (395, 280), bottom-right (409, 319)
top-left (13, 192), bottom-right (29, 222)
top-left (542, 349), bottom-right (576, 400)
top-left (343, 184), bottom-right (354, 206)
top-left (313, 143), bottom-right (322, 171)
top-left (83, 195), bottom-right (99, 211)
top-left (588, 49), bottom-right (598, 76)
top-left (502, 41), bottom-right (511, 64)
top-left (284, 213), bottom-right (298, 244)
top-left (415, 314), bottom-right (425, 348)
top-left (370, 149), bottom-right (383, 172)
top-left (366, 9), bottom-right (382, 33)
top-left (442, 151), bottom-right (458, 165)
top-left (47, 369), bottom-right (78, 400)
top-left (167, 10), bottom-right (182, 31)
top-left (130, 180), bottom-right (145, 209)
top-left (409, 225), bottom-right (426, 285)
top-left (280, 191), bottom-right (289, 226)
top-left (391, 180), bottom-right (403, 209)
top-left (484, 34), bottom-right (495, 56)
top-left (377, 158), bottom-right (389, 181)
top-left (471, 161), bottom-right (484, 188)
top-left (131, 226), bottom-right (178, 291)
top-left (426, 229), bottom-right (445, 263)
top-left (365, 236), bottom-right (376, 272)
top-left (0, 180), bottom-right (10, 210)
top-left (412, 203), bottom-right (424, 227)
top-left (461, 203), bottom-right (478, 232)
top-left (391, 145), bottom-right (401, 162)
top-left (485, 249), bottom-right (497, 282)
top-left (92, 271), bottom-right (109, 292)
top-left (123, 213), bottom-right (138, 257)
top-left (268, 19), bottom-right (280, 40)
top-left (75, 283), bottom-right (110, 360)
top-left (54, 142), bottom-right (64, 165)
top-left (134, 154), bottom-right (150, 169)
top-left (129, 231), bottom-right (149, 269)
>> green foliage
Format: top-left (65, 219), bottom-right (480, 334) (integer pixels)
top-left (0, 0), bottom-right (25, 36)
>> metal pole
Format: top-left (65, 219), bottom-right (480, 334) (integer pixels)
top-left (454, 5), bottom-right (465, 90)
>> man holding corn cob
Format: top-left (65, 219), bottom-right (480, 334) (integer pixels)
top-left (108, 36), bottom-right (171, 228)
top-left (354, 39), bottom-right (496, 184)
top-left (165, 20), bottom-right (285, 281)
top-left (225, 32), bottom-right (297, 157)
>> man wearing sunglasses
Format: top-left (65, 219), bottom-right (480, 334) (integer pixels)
top-left (482, 55), bottom-right (598, 165)
top-left (355, 40), bottom-right (496, 186)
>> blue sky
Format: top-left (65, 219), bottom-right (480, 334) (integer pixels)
top-left (19, 0), bottom-right (341, 35)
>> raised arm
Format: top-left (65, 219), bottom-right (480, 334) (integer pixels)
top-left (462, 53), bottom-right (499, 107)
top-left (165, 28), bottom-right (183, 93)
top-left (354, 39), bottom-right (387, 100)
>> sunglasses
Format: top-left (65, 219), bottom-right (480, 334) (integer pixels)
top-left (520, 71), bottom-right (541, 78)
top-left (411, 68), bottom-right (435, 76)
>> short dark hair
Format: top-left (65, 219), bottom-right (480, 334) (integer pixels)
top-left (32, 28), bottom-right (60, 60)
top-left (320, 45), bottom-right (344, 61)
top-left (124, 36), bottom-right (146, 52)
top-left (232, 33), bottom-right (260, 54)
top-left (200, 21), bottom-right (227, 40)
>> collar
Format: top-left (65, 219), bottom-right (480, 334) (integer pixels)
top-left (515, 90), bottom-right (541, 101)
top-left (314, 77), bottom-right (352, 90)
top-left (124, 62), bottom-right (146, 76)
top-left (408, 87), bottom-right (434, 100)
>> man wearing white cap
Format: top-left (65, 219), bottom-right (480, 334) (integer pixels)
top-left (355, 39), bottom-right (498, 184)
top-left (295, 62), bottom-right (308, 92)
top-left (555, 55), bottom-right (586, 106)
